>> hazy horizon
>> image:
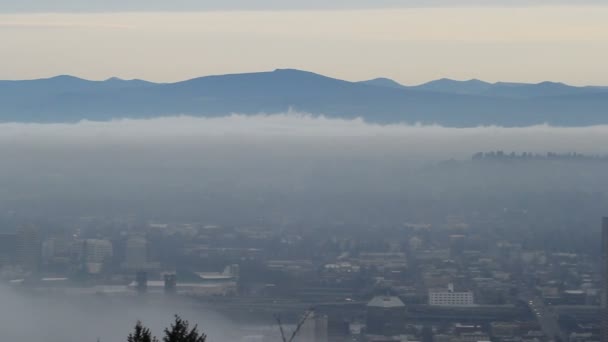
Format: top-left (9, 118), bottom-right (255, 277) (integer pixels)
top-left (2, 5), bottom-right (608, 85)
top-left (1, 68), bottom-right (606, 88)
top-left (2, 113), bottom-right (607, 223)
top-left (3, 113), bottom-right (608, 157)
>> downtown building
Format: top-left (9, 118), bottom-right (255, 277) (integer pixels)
top-left (429, 283), bottom-right (475, 307)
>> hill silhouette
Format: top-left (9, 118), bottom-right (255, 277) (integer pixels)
top-left (1, 69), bottom-right (607, 126)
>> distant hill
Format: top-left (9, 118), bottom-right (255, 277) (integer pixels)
top-left (358, 77), bottom-right (407, 90)
top-left (0, 69), bottom-right (607, 127)
top-left (412, 78), bottom-right (493, 95)
top-left (481, 81), bottom-right (593, 98)
top-left (409, 78), bottom-right (604, 98)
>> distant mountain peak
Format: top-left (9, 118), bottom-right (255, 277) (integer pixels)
top-left (415, 78), bottom-right (493, 95)
top-left (426, 78), bottom-right (491, 85)
top-left (272, 68), bottom-right (320, 76)
top-left (465, 78), bottom-right (490, 84)
top-left (536, 81), bottom-right (567, 86)
top-left (358, 77), bottom-right (406, 89)
top-left (273, 68), bottom-right (302, 72)
top-left (1, 69), bottom-right (607, 127)
top-left (45, 75), bottom-right (87, 82)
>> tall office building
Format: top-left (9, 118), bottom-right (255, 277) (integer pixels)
top-left (16, 225), bottom-right (41, 273)
top-left (125, 237), bottom-right (147, 269)
top-left (84, 239), bottom-right (114, 263)
top-left (602, 217), bottom-right (608, 342)
top-left (0, 233), bottom-right (17, 266)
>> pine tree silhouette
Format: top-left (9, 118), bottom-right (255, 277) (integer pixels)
top-left (162, 315), bottom-right (207, 342)
top-left (128, 321), bottom-right (159, 342)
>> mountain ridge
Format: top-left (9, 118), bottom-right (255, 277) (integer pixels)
top-left (0, 69), bottom-right (607, 127)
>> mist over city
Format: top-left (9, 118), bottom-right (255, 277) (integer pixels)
top-left (1, 114), bottom-right (607, 222)
top-left (2, 0), bottom-right (608, 342)
top-left (0, 113), bottom-right (606, 341)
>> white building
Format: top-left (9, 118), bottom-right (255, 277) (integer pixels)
top-left (429, 284), bottom-right (474, 306)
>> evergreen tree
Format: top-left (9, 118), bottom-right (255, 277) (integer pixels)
top-left (163, 315), bottom-right (207, 342)
top-left (128, 321), bottom-right (158, 342)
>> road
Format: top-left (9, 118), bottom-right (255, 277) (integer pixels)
top-left (521, 293), bottom-right (567, 342)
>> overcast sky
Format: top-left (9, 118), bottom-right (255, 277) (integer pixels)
top-left (1, 1), bottom-right (607, 85)
top-left (0, 0), bottom-right (606, 12)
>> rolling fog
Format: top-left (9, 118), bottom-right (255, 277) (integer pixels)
top-left (1, 113), bottom-right (608, 223)
top-left (0, 286), bottom-right (238, 342)
top-left (2, 113), bottom-right (608, 156)
top-left (1, 113), bottom-right (608, 340)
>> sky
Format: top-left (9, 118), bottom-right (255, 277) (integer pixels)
top-left (0, 0), bottom-right (606, 11)
top-left (0, 1), bottom-right (607, 85)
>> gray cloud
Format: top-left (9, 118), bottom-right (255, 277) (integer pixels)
top-left (2, 114), bottom-right (608, 159)
top-left (0, 286), bottom-right (239, 342)
top-left (1, 114), bottom-right (607, 228)
top-left (0, 0), bottom-right (605, 12)
top-left (1, 115), bottom-right (607, 341)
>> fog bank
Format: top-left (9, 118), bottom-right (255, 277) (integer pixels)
top-left (1, 113), bottom-right (607, 224)
top-left (2, 114), bottom-right (608, 159)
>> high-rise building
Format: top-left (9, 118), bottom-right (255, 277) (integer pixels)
top-left (84, 239), bottom-right (114, 263)
top-left (16, 225), bottom-right (41, 273)
top-left (125, 237), bottom-right (147, 269)
top-left (79, 239), bottom-right (114, 274)
top-left (41, 237), bottom-right (73, 271)
top-left (0, 233), bottom-right (17, 266)
top-left (602, 217), bottom-right (608, 342)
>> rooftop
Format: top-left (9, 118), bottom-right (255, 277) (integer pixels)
top-left (367, 296), bottom-right (405, 308)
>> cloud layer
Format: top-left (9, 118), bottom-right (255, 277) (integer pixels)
top-left (0, 286), bottom-right (241, 342)
top-left (2, 114), bottom-right (608, 159)
top-left (1, 113), bottom-right (607, 231)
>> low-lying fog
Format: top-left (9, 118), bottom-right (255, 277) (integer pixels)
top-left (0, 286), bottom-right (240, 342)
top-left (1, 113), bottom-right (608, 340)
top-left (1, 113), bottom-right (607, 223)
top-left (2, 113), bottom-right (608, 157)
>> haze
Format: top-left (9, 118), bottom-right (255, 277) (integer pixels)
top-left (1, 6), bottom-right (607, 85)
top-left (2, 1), bottom-right (608, 341)
top-left (1, 114), bottom-right (607, 223)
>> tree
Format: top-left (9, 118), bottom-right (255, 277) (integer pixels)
top-left (128, 321), bottom-right (158, 342)
top-left (163, 315), bottom-right (207, 342)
